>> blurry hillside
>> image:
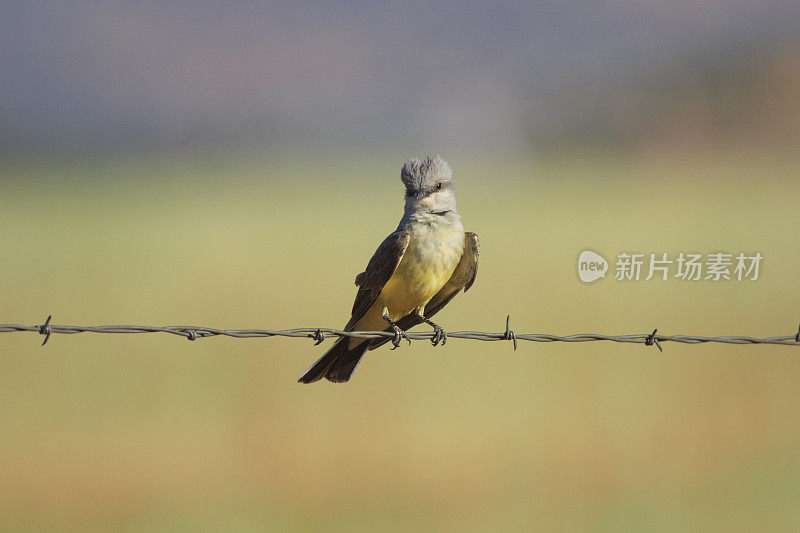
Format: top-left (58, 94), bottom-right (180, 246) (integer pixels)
top-left (2, 1), bottom-right (799, 159)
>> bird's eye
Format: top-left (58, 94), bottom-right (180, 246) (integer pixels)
top-left (435, 182), bottom-right (442, 190)
top-left (406, 189), bottom-right (413, 197)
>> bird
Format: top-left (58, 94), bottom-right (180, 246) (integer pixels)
top-left (298, 155), bottom-right (479, 383)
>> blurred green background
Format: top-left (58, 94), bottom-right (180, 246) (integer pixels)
top-left (2, 152), bottom-right (800, 531)
top-left (2, 2), bottom-right (800, 531)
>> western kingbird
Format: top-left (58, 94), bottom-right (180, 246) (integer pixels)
top-left (299, 155), bottom-right (479, 383)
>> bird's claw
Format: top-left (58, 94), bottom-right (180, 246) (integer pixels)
top-left (430, 325), bottom-right (447, 346)
top-left (390, 325), bottom-right (411, 349)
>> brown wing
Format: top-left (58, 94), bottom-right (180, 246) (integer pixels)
top-left (368, 231), bottom-right (479, 349)
top-left (345, 231), bottom-right (411, 330)
top-left (422, 231), bottom-right (479, 314)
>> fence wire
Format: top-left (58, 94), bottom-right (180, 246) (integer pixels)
top-left (1, 316), bottom-right (799, 352)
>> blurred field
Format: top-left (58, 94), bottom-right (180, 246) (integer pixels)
top-left (1, 150), bottom-right (799, 531)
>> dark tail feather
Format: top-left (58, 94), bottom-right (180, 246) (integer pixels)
top-left (324, 341), bottom-right (370, 383)
top-left (298, 337), bottom-right (370, 384)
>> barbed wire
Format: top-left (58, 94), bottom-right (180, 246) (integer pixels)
top-left (1, 316), bottom-right (799, 352)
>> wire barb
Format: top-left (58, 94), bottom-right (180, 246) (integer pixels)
top-left (504, 315), bottom-right (517, 351)
top-left (310, 329), bottom-right (326, 345)
top-left (38, 315), bottom-right (53, 346)
top-left (645, 328), bottom-right (663, 352)
top-left (795, 324), bottom-right (800, 344)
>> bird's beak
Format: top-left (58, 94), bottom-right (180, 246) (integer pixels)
top-left (414, 190), bottom-right (426, 200)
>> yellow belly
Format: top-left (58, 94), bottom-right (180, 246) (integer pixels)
top-left (380, 264), bottom-right (447, 319)
top-left (351, 222), bottom-right (464, 336)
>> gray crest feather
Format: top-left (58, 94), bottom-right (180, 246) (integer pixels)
top-left (401, 155), bottom-right (453, 190)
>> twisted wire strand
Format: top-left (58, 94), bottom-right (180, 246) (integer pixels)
top-left (1, 317), bottom-right (799, 349)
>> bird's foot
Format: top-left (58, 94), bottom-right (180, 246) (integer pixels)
top-left (390, 325), bottom-right (411, 349)
top-left (418, 314), bottom-right (446, 346)
top-left (430, 324), bottom-right (447, 346)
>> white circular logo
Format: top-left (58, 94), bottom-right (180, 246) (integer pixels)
top-left (578, 250), bottom-right (608, 283)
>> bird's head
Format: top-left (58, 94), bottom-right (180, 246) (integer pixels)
top-left (400, 155), bottom-right (457, 215)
